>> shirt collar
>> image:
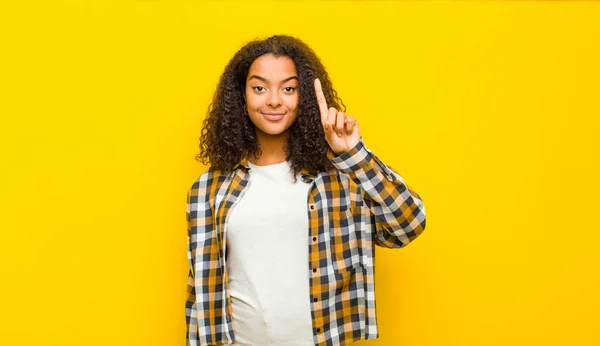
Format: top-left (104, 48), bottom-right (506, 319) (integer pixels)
top-left (233, 156), bottom-right (250, 170)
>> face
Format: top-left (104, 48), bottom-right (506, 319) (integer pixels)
top-left (244, 53), bottom-right (299, 139)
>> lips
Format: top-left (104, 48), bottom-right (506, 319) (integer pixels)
top-left (262, 112), bottom-right (285, 121)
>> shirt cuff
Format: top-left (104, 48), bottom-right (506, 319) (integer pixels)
top-left (327, 137), bottom-right (398, 182)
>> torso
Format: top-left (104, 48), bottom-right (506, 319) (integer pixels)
top-left (226, 160), bottom-right (315, 345)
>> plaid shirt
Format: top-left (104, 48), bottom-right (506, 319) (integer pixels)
top-left (186, 137), bottom-right (427, 346)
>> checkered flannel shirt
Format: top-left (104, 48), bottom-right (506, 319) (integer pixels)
top-left (186, 137), bottom-right (427, 346)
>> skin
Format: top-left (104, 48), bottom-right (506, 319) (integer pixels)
top-left (244, 53), bottom-right (360, 166)
top-left (314, 78), bottom-right (361, 156)
top-left (244, 54), bottom-right (299, 165)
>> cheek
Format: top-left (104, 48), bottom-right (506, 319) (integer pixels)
top-left (288, 95), bottom-right (299, 110)
top-left (245, 98), bottom-right (261, 111)
top-left (244, 90), bottom-right (259, 107)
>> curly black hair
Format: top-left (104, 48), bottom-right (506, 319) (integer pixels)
top-left (196, 34), bottom-right (346, 178)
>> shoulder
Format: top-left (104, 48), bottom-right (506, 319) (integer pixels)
top-left (187, 168), bottom-right (230, 202)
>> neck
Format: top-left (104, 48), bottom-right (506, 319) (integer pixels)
top-left (250, 131), bottom-right (288, 166)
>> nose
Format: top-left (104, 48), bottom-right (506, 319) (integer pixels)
top-left (267, 91), bottom-right (282, 108)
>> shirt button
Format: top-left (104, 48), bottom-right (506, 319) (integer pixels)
top-left (312, 268), bottom-right (317, 273)
top-left (313, 297), bottom-right (318, 302)
top-left (316, 328), bottom-right (321, 333)
top-left (309, 204), bottom-right (315, 210)
top-left (312, 236), bottom-right (317, 242)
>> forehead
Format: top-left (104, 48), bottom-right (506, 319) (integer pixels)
top-left (247, 54), bottom-right (297, 80)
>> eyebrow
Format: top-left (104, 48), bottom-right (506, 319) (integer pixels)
top-left (248, 75), bottom-right (298, 84)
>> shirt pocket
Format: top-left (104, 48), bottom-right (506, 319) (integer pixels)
top-left (329, 206), bottom-right (362, 275)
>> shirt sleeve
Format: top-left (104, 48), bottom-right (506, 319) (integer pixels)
top-left (328, 137), bottom-right (427, 248)
top-left (185, 188), bottom-right (200, 346)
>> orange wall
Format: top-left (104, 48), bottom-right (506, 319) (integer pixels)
top-left (1, 1), bottom-right (599, 345)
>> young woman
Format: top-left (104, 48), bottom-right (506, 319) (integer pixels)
top-left (186, 35), bottom-right (427, 346)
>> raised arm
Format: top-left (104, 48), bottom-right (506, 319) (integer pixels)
top-left (328, 138), bottom-right (427, 248)
top-left (314, 78), bottom-right (426, 248)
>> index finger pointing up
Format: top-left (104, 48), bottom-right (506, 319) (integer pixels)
top-left (314, 78), bottom-right (329, 123)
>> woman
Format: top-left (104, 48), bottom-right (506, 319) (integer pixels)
top-left (186, 35), bottom-right (426, 346)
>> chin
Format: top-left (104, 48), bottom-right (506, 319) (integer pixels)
top-left (264, 129), bottom-right (289, 136)
top-left (258, 125), bottom-right (290, 137)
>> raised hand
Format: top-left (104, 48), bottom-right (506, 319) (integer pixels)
top-left (314, 78), bottom-right (360, 156)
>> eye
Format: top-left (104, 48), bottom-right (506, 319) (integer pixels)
top-left (252, 86), bottom-right (265, 92)
top-left (284, 86), bottom-right (296, 92)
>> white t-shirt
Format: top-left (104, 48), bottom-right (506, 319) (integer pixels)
top-left (226, 160), bottom-right (315, 346)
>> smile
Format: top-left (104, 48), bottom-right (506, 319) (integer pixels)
top-left (262, 112), bottom-right (285, 121)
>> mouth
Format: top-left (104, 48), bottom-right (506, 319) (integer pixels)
top-left (262, 112), bottom-right (286, 121)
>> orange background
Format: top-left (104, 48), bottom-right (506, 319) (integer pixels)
top-left (1, 1), bottom-right (599, 345)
